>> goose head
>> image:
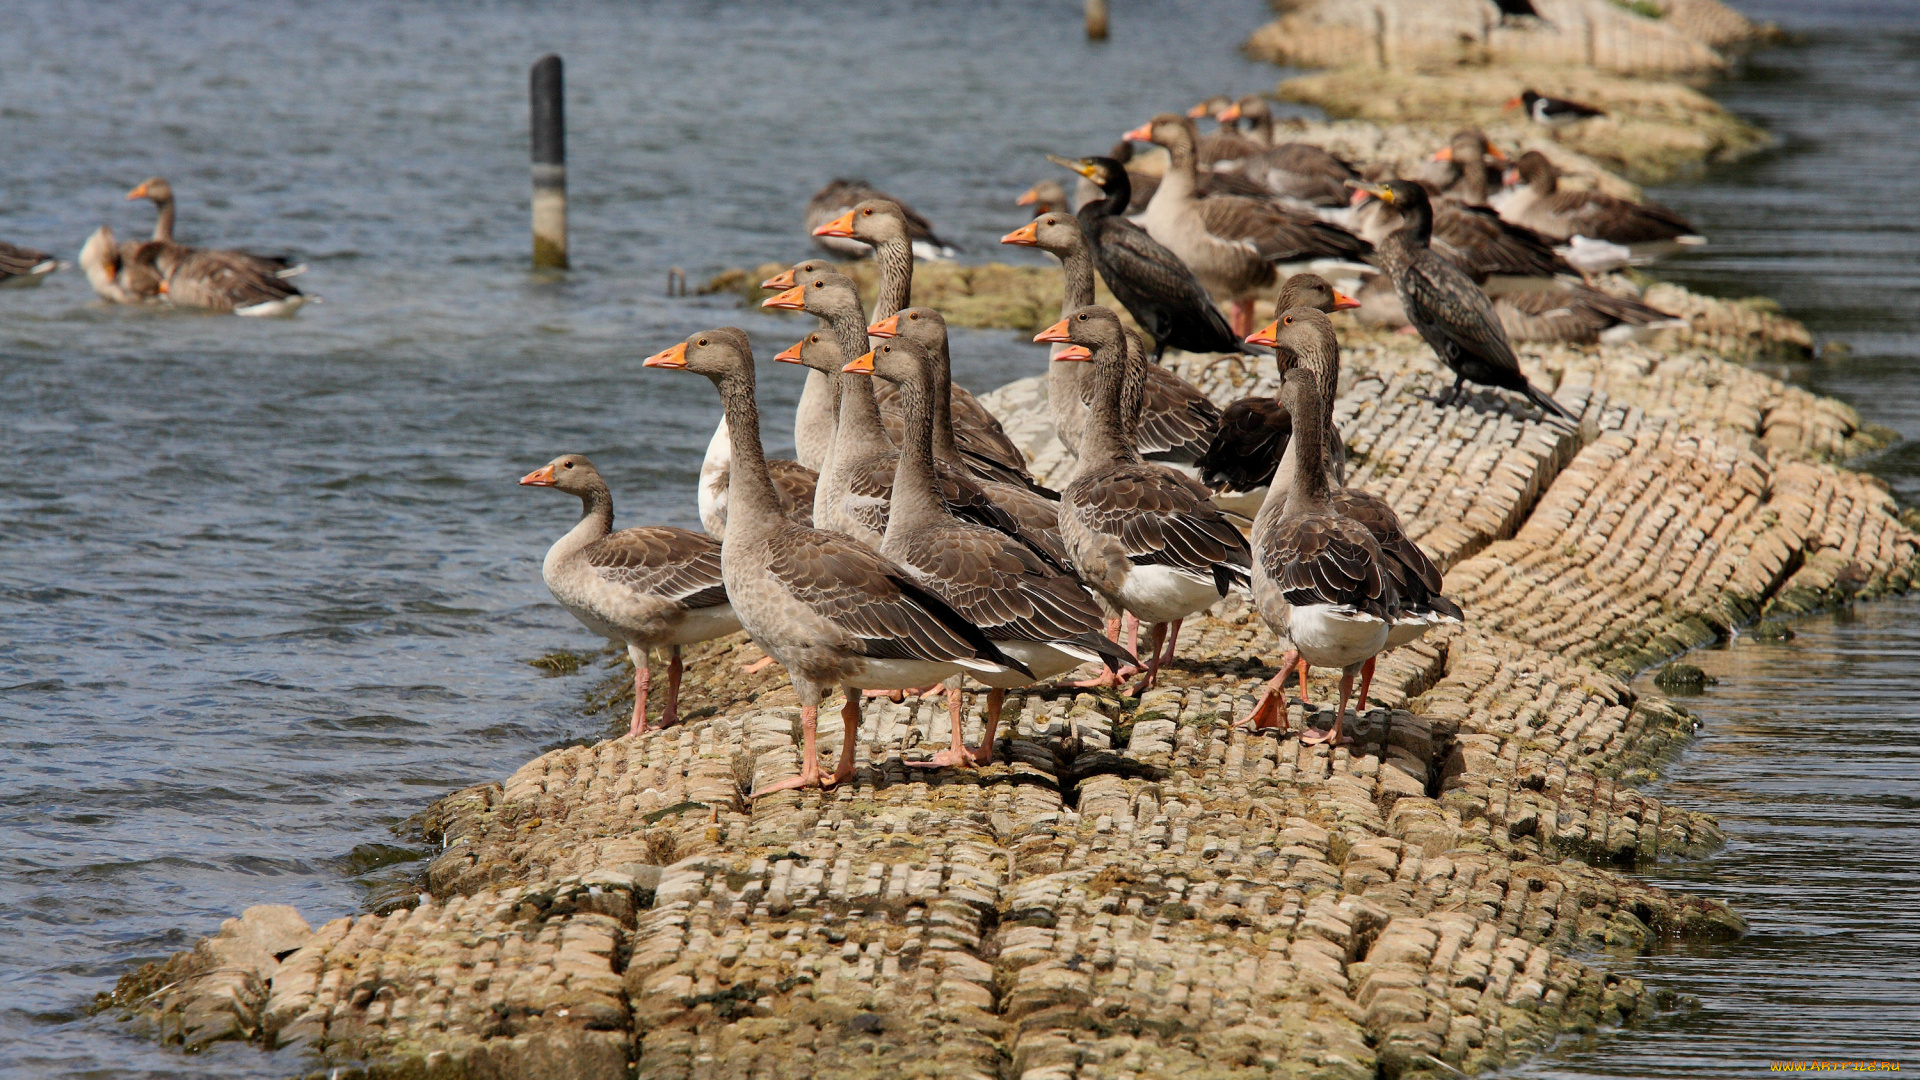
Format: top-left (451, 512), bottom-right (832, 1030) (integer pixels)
top-left (1275, 273), bottom-right (1360, 315)
top-left (811, 198), bottom-right (911, 249)
top-left (518, 453), bottom-right (606, 497)
top-left (761, 269), bottom-right (863, 324)
top-left (126, 177), bottom-right (173, 205)
top-left (774, 328), bottom-right (846, 376)
top-left (1121, 112), bottom-right (1197, 156)
top-left (844, 336), bottom-right (935, 391)
top-left (760, 257), bottom-right (836, 291)
top-left (1001, 211), bottom-right (1084, 258)
top-left (1033, 303), bottom-right (1124, 363)
top-left (643, 327), bottom-right (755, 384)
top-left (865, 305), bottom-right (947, 353)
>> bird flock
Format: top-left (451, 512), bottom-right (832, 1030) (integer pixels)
top-left (515, 90), bottom-right (1707, 797)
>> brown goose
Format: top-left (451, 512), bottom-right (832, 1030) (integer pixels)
top-left (643, 329), bottom-right (1026, 794)
top-left (1016, 179), bottom-right (1071, 217)
top-left (1186, 96), bottom-right (1269, 165)
top-left (760, 260), bottom-right (843, 471)
top-left (1198, 273), bottom-right (1358, 517)
top-left (764, 273), bottom-right (1047, 563)
top-left (519, 454), bottom-right (741, 738)
top-left (1238, 308), bottom-right (1461, 733)
top-left (805, 178), bottom-right (956, 261)
top-left (867, 307), bottom-right (1073, 569)
top-left (1001, 211), bottom-right (1223, 469)
top-left (0, 240), bottom-right (57, 287)
top-left (127, 178), bottom-right (309, 316)
top-left (847, 337), bottom-right (1133, 767)
top-left (1211, 96), bottom-right (1361, 207)
top-left (1422, 130), bottom-right (1506, 207)
top-left (1498, 152), bottom-right (1705, 248)
top-left (1041, 305), bottom-right (1252, 693)
top-left (1126, 113), bottom-right (1369, 335)
top-left (1241, 367), bottom-right (1394, 747)
top-left (77, 226), bottom-right (164, 305)
top-left (812, 199), bottom-right (1035, 485)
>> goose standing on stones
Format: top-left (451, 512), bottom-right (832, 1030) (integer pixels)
top-left (805, 179), bottom-right (956, 260)
top-left (1124, 113), bottom-right (1370, 335)
top-left (1001, 212), bottom-right (1222, 468)
top-left (0, 240), bottom-right (57, 287)
top-left (847, 337), bottom-right (1134, 767)
top-left (1240, 308), bottom-right (1462, 731)
top-left (1240, 367), bottom-right (1395, 747)
top-left (1050, 156), bottom-right (1246, 360)
top-left (1498, 152), bottom-right (1704, 248)
top-left (1041, 305), bottom-right (1252, 692)
top-left (1211, 97), bottom-right (1360, 207)
top-left (1197, 273), bottom-right (1359, 517)
top-left (1355, 180), bottom-right (1579, 422)
top-left (519, 455), bottom-right (742, 738)
top-left (812, 199), bottom-right (1034, 485)
top-left (644, 329), bottom-right (1027, 794)
top-left (78, 226), bottom-right (164, 305)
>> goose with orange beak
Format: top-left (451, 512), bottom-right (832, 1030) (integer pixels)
top-left (1040, 306), bottom-right (1251, 694)
top-left (518, 454), bottom-right (740, 738)
top-left (643, 328), bottom-right (1027, 796)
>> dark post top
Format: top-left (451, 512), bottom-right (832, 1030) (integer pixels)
top-left (530, 54), bottom-right (564, 169)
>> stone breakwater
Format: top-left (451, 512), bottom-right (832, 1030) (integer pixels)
top-left (99, 297), bottom-right (1917, 1078)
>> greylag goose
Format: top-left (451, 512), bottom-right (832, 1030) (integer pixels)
top-left (1186, 96), bottom-right (1269, 165)
top-left (1211, 97), bottom-right (1361, 207)
top-left (763, 273), bottom-right (1042, 560)
top-left (866, 307), bottom-right (1073, 568)
top-left (1240, 367), bottom-right (1395, 747)
top-left (1355, 180), bottom-right (1578, 422)
top-left (0, 240), bottom-right (57, 287)
top-left (811, 198), bottom-right (1035, 486)
top-left (805, 179), bottom-right (956, 261)
top-left (1240, 307), bottom-right (1462, 729)
top-left (1016, 179), bottom-right (1070, 217)
top-left (1125, 113), bottom-right (1370, 334)
top-left (1001, 212), bottom-right (1222, 468)
top-left (1422, 130), bottom-right (1506, 207)
top-left (1498, 152), bottom-right (1704, 247)
top-left (692, 261), bottom-right (830, 539)
top-left (1040, 305), bottom-right (1252, 692)
top-left (519, 454), bottom-right (741, 737)
top-left (1198, 273), bottom-right (1358, 517)
top-left (127, 177), bottom-right (310, 315)
top-left (78, 227), bottom-right (164, 304)
top-left (1047, 156), bottom-right (1245, 360)
top-left (847, 337), bottom-right (1134, 767)
top-left (1507, 90), bottom-right (1605, 128)
top-left (643, 329), bottom-right (1025, 794)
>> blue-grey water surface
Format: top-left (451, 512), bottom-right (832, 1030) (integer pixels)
top-left (2, 1), bottom-right (1916, 1077)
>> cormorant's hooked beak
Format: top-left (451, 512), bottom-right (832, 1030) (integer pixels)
top-left (1331, 291), bottom-right (1361, 312)
top-left (1121, 121), bottom-right (1154, 143)
top-left (867, 315), bottom-right (900, 339)
top-left (774, 340), bottom-right (806, 364)
top-left (518, 465), bottom-right (556, 486)
top-left (1047, 153), bottom-right (1100, 181)
top-left (762, 286), bottom-right (806, 310)
top-left (1033, 318), bottom-right (1074, 344)
top-left (1245, 322), bottom-right (1280, 347)
top-left (812, 210), bottom-right (856, 238)
top-left (1348, 180), bottom-right (1394, 205)
top-left (842, 351), bottom-right (875, 375)
top-left (1001, 221), bottom-right (1040, 246)
top-left (642, 342), bottom-right (688, 369)
top-left (760, 268), bottom-right (797, 290)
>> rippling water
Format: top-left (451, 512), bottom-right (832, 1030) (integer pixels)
top-left (3, 0), bottom-right (1916, 1076)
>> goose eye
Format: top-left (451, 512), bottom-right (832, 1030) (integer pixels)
top-left (1282, 316), bottom-right (1293, 326)
top-left (697, 338), bottom-right (709, 346)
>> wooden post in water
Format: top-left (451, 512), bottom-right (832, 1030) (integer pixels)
top-left (530, 53), bottom-right (567, 270)
top-left (1085, 0), bottom-right (1109, 40)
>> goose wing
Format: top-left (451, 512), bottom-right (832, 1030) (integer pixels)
top-left (1265, 512), bottom-right (1394, 618)
top-left (893, 524), bottom-right (1108, 645)
top-left (586, 526), bottom-right (729, 608)
top-left (1433, 202), bottom-right (1564, 281)
top-left (1070, 463), bottom-right (1252, 582)
top-left (1194, 196), bottom-right (1372, 263)
top-left (159, 247), bottom-right (303, 311)
top-left (0, 240), bottom-right (55, 278)
top-left (1198, 396), bottom-right (1290, 493)
top-left (1549, 191), bottom-right (1696, 245)
top-left (767, 459), bottom-right (818, 528)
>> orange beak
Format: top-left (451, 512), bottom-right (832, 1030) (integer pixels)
top-left (774, 340), bottom-right (806, 364)
top-left (760, 268), bottom-right (796, 290)
top-left (1349, 188), bottom-right (1372, 207)
top-left (1032, 317), bottom-right (1073, 344)
top-left (1122, 121), bottom-right (1154, 142)
top-left (762, 286), bottom-right (806, 310)
top-left (1245, 321), bottom-right (1280, 347)
top-left (642, 342), bottom-right (688, 369)
top-left (158, 280), bottom-right (169, 295)
top-left (1219, 103), bottom-right (1243, 122)
top-left (1503, 96), bottom-right (1523, 110)
top-left (1015, 186), bottom-right (1041, 207)
top-left (843, 351), bottom-right (876, 374)
top-left (1429, 146), bottom-right (1454, 162)
top-left (1002, 221), bottom-right (1040, 246)
top-left (519, 465), bottom-right (556, 486)
top-left (1185, 102), bottom-right (1211, 119)
top-left (1331, 291), bottom-right (1360, 311)
top-left (867, 315), bottom-right (900, 338)
top-left (1054, 345), bottom-right (1094, 362)
top-left (812, 210), bottom-right (856, 238)
top-left (1486, 144), bottom-right (1507, 162)
top-left (126, 183), bottom-right (148, 200)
